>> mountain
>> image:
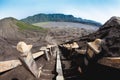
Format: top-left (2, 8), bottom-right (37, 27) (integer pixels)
top-left (21, 13), bottom-right (102, 26)
top-left (0, 17), bottom-right (48, 61)
top-left (0, 17), bottom-right (46, 40)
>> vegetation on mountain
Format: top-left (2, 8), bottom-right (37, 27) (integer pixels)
top-left (21, 13), bottom-right (102, 26)
top-left (16, 20), bottom-right (44, 31)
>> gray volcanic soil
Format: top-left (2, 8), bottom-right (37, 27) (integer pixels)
top-left (0, 18), bottom-right (98, 80)
top-left (34, 22), bottom-right (98, 44)
top-left (33, 22), bottom-right (99, 30)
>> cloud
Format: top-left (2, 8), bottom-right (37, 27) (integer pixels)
top-left (0, 0), bottom-right (120, 24)
top-left (58, 5), bottom-right (120, 24)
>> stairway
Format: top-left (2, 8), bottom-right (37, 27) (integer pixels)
top-left (39, 56), bottom-right (56, 80)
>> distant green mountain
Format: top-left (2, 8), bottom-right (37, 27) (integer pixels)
top-left (21, 13), bottom-right (102, 26)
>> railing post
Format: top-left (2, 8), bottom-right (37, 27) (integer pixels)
top-left (17, 41), bottom-right (39, 78)
top-left (47, 45), bottom-right (52, 56)
top-left (45, 50), bottom-right (50, 61)
top-left (40, 47), bottom-right (50, 61)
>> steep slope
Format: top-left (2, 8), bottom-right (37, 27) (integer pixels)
top-left (21, 13), bottom-right (102, 26)
top-left (0, 17), bottom-right (22, 40)
top-left (0, 17), bottom-right (48, 61)
top-left (75, 16), bottom-right (120, 57)
top-left (0, 17), bottom-right (46, 40)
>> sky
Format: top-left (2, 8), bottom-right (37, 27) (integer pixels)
top-left (0, 0), bottom-right (120, 24)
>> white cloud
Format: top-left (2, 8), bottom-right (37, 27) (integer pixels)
top-left (59, 6), bottom-right (120, 24)
top-left (1, 0), bottom-right (120, 24)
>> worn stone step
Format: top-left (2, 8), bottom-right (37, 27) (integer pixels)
top-left (65, 75), bottom-right (83, 80)
top-left (42, 69), bottom-right (52, 73)
top-left (40, 72), bottom-right (55, 79)
top-left (43, 62), bottom-right (55, 70)
top-left (63, 67), bottom-right (77, 71)
top-left (63, 71), bottom-right (80, 77)
top-left (39, 78), bottom-right (53, 80)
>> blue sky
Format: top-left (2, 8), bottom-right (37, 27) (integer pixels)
top-left (0, 0), bottom-right (120, 23)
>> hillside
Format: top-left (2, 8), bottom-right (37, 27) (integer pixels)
top-left (70, 16), bottom-right (120, 57)
top-left (0, 17), bottom-right (48, 61)
top-left (0, 17), bottom-right (46, 40)
top-left (21, 13), bottom-right (102, 26)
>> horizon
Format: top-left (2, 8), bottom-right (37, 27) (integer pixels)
top-left (0, 0), bottom-right (120, 24)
